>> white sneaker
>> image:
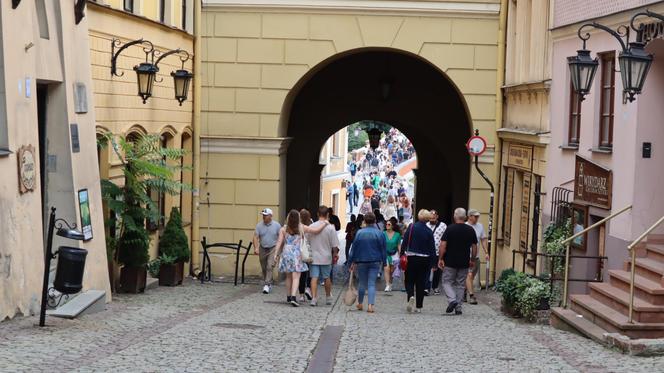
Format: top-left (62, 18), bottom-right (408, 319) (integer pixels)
top-left (304, 288), bottom-right (313, 300)
top-left (384, 284), bottom-right (392, 292)
top-left (310, 299), bottom-right (317, 307)
top-left (406, 296), bottom-right (415, 313)
top-left (262, 285), bottom-right (270, 294)
top-left (414, 308), bottom-right (422, 313)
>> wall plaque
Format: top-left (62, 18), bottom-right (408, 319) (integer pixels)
top-left (17, 145), bottom-right (36, 194)
top-left (507, 143), bottom-right (533, 171)
top-left (520, 172), bottom-right (532, 250)
top-left (574, 155), bottom-right (612, 209)
top-left (503, 168), bottom-right (515, 246)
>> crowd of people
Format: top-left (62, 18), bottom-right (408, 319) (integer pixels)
top-left (253, 204), bottom-right (489, 315)
top-left (345, 128), bottom-right (415, 221)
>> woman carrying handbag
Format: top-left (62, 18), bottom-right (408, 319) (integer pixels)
top-left (274, 210), bottom-right (329, 307)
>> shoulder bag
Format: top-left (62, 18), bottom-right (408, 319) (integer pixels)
top-left (343, 271), bottom-right (358, 306)
top-left (300, 226), bottom-right (313, 263)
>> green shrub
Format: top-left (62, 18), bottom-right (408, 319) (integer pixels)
top-left (158, 207), bottom-right (190, 263)
top-left (496, 270), bottom-right (550, 320)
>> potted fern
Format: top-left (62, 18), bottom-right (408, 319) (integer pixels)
top-left (158, 207), bottom-right (190, 286)
top-left (99, 133), bottom-right (189, 293)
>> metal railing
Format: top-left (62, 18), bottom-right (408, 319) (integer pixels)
top-left (561, 205), bottom-right (632, 307)
top-left (627, 215), bottom-right (664, 323)
top-left (512, 249), bottom-right (608, 306)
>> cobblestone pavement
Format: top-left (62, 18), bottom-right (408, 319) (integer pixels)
top-left (2, 273), bottom-right (664, 372)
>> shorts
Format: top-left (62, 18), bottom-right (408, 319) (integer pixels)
top-left (471, 257), bottom-right (480, 276)
top-left (310, 264), bottom-right (332, 280)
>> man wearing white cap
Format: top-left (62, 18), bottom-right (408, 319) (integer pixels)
top-left (253, 208), bottom-right (281, 294)
top-left (466, 208), bottom-right (488, 305)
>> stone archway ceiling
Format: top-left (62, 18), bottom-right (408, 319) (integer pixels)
top-left (285, 50), bottom-right (471, 223)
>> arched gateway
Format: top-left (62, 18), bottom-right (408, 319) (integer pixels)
top-left (199, 2), bottom-right (500, 275)
top-left (284, 49), bottom-right (472, 223)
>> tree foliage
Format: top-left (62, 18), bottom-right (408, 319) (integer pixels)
top-left (99, 132), bottom-right (191, 268)
top-left (159, 207), bottom-right (190, 263)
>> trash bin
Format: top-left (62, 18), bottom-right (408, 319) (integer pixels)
top-left (53, 246), bottom-right (88, 294)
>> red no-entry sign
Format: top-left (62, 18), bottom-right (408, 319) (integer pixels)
top-left (467, 135), bottom-right (487, 156)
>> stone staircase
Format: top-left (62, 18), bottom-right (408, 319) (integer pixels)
top-left (552, 235), bottom-right (664, 340)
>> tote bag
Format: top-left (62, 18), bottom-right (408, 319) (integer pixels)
top-left (300, 227), bottom-right (313, 263)
top-left (343, 271), bottom-right (358, 306)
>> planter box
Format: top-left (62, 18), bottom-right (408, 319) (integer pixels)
top-left (120, 266), bottom-right (147, 293)
top-left (159, 262), bottom-right (184, 286)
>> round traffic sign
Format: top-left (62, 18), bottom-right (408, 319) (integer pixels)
top-left (467, 136), bottom-right (487, 156)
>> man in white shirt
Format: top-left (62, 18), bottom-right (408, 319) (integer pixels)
top-left (466, 209), bottom-right (489, 305)
top-left (426, 210), bottom-right (447, 295)
top-left (308, 206), bottom-right (340, 306)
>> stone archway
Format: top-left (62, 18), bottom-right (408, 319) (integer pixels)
top-left (283, 49), bottom-right (472, 223)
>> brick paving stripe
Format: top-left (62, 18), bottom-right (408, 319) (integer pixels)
top-left (306, 325), bottom-right (344, 373)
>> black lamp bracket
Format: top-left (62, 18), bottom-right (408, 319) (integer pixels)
top-left (577, 22), bottom-right (630, 52)
top-left (630, 10), bottom-right (664, 40)
top-left (111, 38), bottom-right (155, 77)
top-left (152, 49), bottom-right (191, 82)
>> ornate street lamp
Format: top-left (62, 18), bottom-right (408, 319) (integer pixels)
top-left (567, 48), bottom-right (598, 101)
top-left (569, 12), bottom-right (662, 103)
top-left (358, 121), bottom-right (391, 150)
top-left (111, 38), bottom-right (156, 104)
top-left (154, 49), bottom-right (193, 105)
top-left (134, 62), bottom-right (159, 104)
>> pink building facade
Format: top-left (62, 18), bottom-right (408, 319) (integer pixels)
top-left (546, 1), bottom-right (664, 293)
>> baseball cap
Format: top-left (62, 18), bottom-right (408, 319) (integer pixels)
top-left (468, 209), bottom-right (480, 217)
top-left (260, 208), bottom-right (273, 216)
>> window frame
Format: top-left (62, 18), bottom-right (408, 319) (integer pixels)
top-left (124, 0), bottom-right (134, 12)
top-left (567, 80), bottom-right (582, 146)
top-left (182, 0), bottom-right (187, 30)
top-left (159, 0), bottom-right (166, 23)
top-left (598, 52), bottom-right (616, 149)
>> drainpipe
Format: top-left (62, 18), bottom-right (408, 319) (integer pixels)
top-left (190, 0), bottom-right (202, 275)
top-left (489, 0), bottom-right (508, 286)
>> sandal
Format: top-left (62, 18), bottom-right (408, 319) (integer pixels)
top-left (367, 305), bottom-right (375, 313)
top-left (356, 304), bottom-right (363, 311)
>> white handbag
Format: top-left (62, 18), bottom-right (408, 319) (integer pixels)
top-left (300, 228), bottom-right (313, 263)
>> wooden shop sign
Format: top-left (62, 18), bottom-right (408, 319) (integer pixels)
top-left (507, 143), bottom-right (533, 171)
top-left (574, 155), bottom-right (612, 210)
top-left (17, 145), bottom-right (36, 194)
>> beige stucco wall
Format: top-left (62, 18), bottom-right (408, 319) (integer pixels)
top-left (0, 1), bottom-right (110, 320)
top-left (200, 0), bottom-right (501, 276)
top-left (88, 3), bottom-right (195, 263)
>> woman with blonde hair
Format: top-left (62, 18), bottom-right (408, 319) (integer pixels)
top-left (274, 210), bottom-right (328, 306)
top-left (401, 209), bottom-right (436, 313)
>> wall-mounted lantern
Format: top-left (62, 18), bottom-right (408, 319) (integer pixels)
top-left (568, 9), bottom-right (664, 103)
top-left (111, 38), bottom-right (156, 103)
top-left (110, 39), bottom-right (193, 105)
top-left (154, 49), bottom-right (193, 106)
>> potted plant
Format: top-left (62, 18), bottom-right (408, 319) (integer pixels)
top-left (99, 133), bottom-right (189, 293)
top-left (157, 207), bottom-right (190, 286)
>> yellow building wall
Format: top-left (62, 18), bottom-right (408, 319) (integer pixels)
top-left (88, 3), bottom-right (194, 264)
top-left (201, 3), bottom-right (501, 277)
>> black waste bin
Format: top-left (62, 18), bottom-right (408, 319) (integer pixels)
top-left (53, 246), bottom-right (88, 294)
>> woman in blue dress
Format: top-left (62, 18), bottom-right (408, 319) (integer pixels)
top-left (275, 210), bottom-right (328, 307)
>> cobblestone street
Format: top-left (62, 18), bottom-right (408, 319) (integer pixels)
top-left (1, 274), bottom-right (664, 373)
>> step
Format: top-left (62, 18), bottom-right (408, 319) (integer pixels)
top-left (47, 290), bottom-right (106, 319)
top-left (625, 257), bottom-right (664, 285)
top-left (589, 282), bottom-right (664, 323)
top-left (550, 307), bottom-right (609, 345)
top-left (146, 276), bottom-right (159, 291)
top-left (645, 244), bottom-right (664, 262)
top-left (570, 294), bottom-right (664, 339)
top-left (608, 270), bottom-right (664, 305)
